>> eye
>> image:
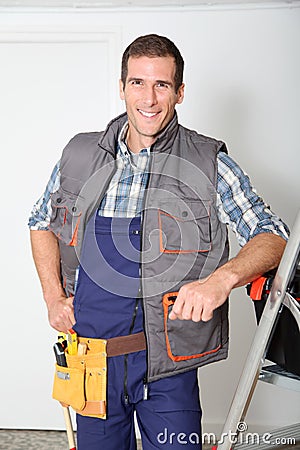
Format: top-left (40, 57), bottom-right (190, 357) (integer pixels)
top-left (130, 79), bottom-right (143, 86)
top-left (156, 82), bottom-right (169, 89)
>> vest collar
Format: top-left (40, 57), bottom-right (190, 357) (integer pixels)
top-left (98, 111), bottom-right (179, 155)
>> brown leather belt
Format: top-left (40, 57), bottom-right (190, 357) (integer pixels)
top-left (107, 331), bottom-right (146, 357)
top-left (78, 331), bottom-right (146, 357)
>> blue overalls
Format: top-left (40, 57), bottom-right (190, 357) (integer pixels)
top-left (73, 213), bottom-right (202, 449)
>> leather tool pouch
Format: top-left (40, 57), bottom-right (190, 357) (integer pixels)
top-left (52, 337), bottom-right (107, 419)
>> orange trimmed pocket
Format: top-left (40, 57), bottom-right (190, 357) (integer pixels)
top-left (157, 200), bottom-right (211, 254)
top-left (163, 292), bottom-right (221, 362)
top-left (50, 190), bottom-right (82, 247)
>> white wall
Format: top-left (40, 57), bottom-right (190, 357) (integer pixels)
top-left (0, 3), bottom-right (299, 434)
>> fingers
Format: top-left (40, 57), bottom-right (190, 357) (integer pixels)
top-left (190, 301), bottom-right (203, 322)
top-left (169, 287), bottom-right (196, 321)
top-left (200, 307), bottom-right (214, 322)
top-left (169, 294), bottom-right (185, 320)
top-left (49, 296), bottom-right (76, 333)
top-left (168, 281), bottom-right (217, 323)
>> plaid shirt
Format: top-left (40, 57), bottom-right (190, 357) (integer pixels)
top-left (99, 125), bottom-right (150, 218)
top-left (28, 126), bottom-right (289, 246)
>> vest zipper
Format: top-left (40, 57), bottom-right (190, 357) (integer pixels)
top-left (143, 377), bottom-right (149, 400)
top-left (139, 149), bottom-right (154, 386)
top-left (124, 150), bottom-right (153, 404)
top-left (123, 296), bottom-right (139, 405)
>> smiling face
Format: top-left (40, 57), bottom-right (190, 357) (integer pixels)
top-left (119, 55), bottom-right (185, 153)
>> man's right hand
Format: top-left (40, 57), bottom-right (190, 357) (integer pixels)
top-left (47, 296), bottom-right (76, 333)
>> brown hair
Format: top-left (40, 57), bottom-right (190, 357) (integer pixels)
top-left (121, 34), bottom-right (184, 93)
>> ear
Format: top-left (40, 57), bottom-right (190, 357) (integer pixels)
top-left (119, 79), bottom-right (125, 100)
top-left (176, 83), bottom-right (185, 105)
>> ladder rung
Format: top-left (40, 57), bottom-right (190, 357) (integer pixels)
top-left (259, 365), bottom-right (300, 392)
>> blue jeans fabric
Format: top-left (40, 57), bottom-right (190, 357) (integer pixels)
top-left (73, 215), bottom-right (202, 449)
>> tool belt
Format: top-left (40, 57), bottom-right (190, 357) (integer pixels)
top-left (52, 331), bottom-right (146, 419)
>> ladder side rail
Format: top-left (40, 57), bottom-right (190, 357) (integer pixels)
top-left (216, 210), bottom-right (300, 450)
top-left (283, 292), bottom-right (300, 331)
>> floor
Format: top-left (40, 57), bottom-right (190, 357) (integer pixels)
top-left (0, 429), bottom-right (146, 450)
top-left (0, 430), bottom-right (72, 450)
top-left (0, 429), bottom-right (143, 449)
top-left (0, 429), bottom-right (299, 450)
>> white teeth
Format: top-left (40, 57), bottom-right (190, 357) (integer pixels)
top-left (139, 110), bottom-right (157, 118)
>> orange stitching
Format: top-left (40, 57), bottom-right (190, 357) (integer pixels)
top-left (158, 209), bottom-right (211, 254)
top-left (69, 214), bottom-right (82, 247)
top-left (163, 292), bottom-right (221, 362)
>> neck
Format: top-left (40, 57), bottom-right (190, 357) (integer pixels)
top-left (126, 129), bottom-right (155, 154)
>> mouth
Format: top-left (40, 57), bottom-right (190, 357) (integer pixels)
top-left (138, 109), bottom-right (160, 118)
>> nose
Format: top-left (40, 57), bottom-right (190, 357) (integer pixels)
top-left (142, 85), bottom-right (158, 107)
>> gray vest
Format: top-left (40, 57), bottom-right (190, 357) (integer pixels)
top-left (50, 112), bottom-right (230, 381)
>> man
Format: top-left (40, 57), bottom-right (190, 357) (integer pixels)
top-left (29, 34), bottom-right (288, 449)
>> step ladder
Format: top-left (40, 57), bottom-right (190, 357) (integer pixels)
top-left (216, 209), bottom-right (300, 450)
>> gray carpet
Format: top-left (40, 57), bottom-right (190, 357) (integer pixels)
top-left (0, 429), bottom-right (142, 449)
top-left (0, 429), bottom-right (299, 450)
top-left (0, 429), bottom-right (143, 449)
top-left (0, 430), bottom-right (72, 450)
top-left (0, 430), bottom-right (143, 450)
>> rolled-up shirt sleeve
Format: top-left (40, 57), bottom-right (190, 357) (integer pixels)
top-left (28, 161), bottom-right (61, 230)
top-left (216, 152), bottom-right (289, 247)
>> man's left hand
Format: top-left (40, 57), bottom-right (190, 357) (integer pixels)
top-left (168, 234), bottom-right (287, 323)
top-left (168, 273), bottom-right (231, 322)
